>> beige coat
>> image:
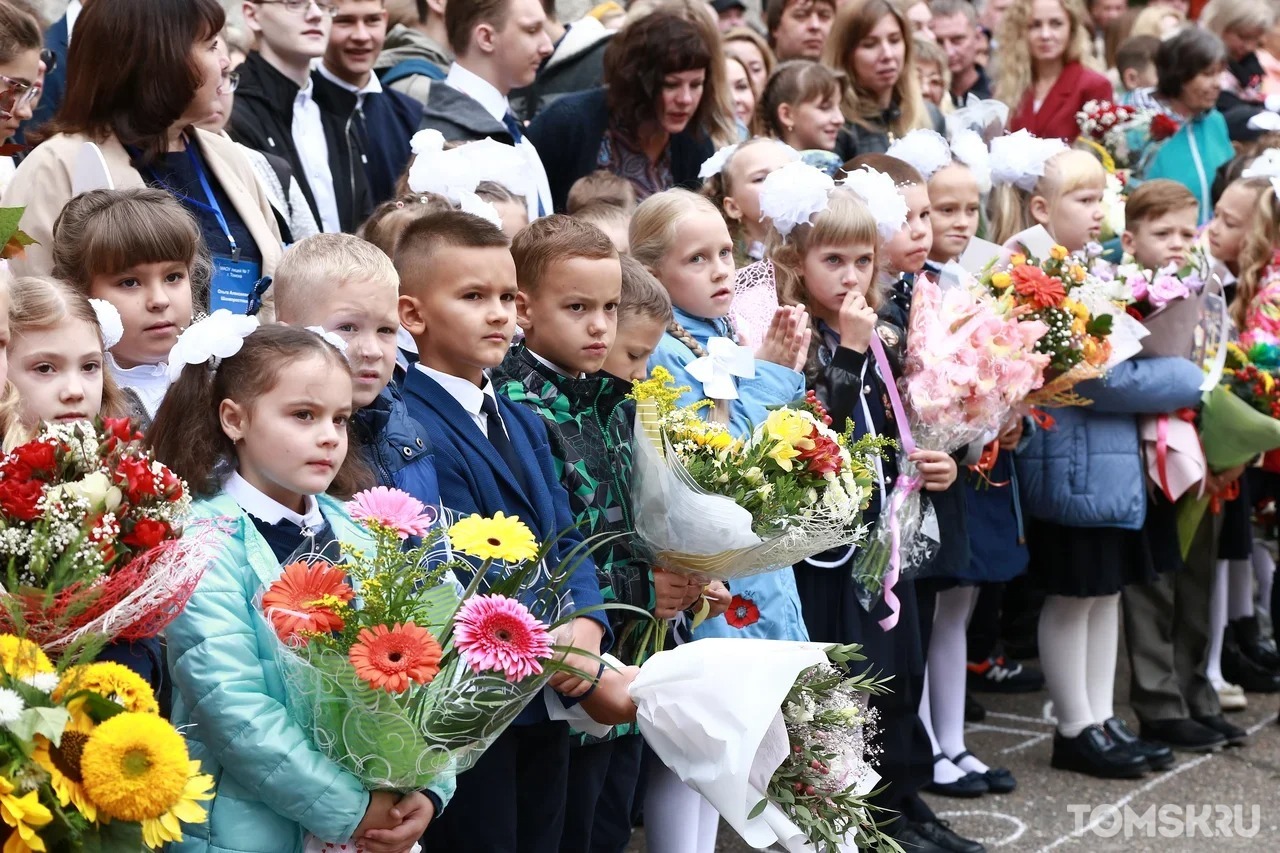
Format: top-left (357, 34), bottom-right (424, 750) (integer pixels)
top-left (0, 129), bottom-right (283, 284)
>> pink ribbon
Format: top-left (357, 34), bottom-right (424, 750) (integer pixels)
top-left (868, 333), bottom-right (918, 632)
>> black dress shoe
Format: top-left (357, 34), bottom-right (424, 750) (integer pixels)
top-left (951, 750), bottom-right (1016, 793)
top-left (1194, 714), bottom-right (1248, 746)
top-left (964, 692), bottom-right (986, 722)
top-left (909, 819), bottom-right (987, 853)
top-left (924, 755), bottom-right (989, 797)
top-left (1140, 717), bottom-right (1228, 752)
top-left (1051, 724), bottom-right (1149, 778)
top-left (1103, 717), bottom-right (1175, 770)
top-left (1231, 615), bottom-right (1280, 672)
top-left (1222, 642), bottom-right (1280, 692)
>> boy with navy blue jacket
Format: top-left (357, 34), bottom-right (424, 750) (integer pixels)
top-left (393, 210), bottom-right (613, 853)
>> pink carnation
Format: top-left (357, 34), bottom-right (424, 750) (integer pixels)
top-left (1147, 273), bottom-right (1189, 309)
top-left (453, 594), bottom-right (554, 682)
top-left (347, 486), bottom-right (438, 539)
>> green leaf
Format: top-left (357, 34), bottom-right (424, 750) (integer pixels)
top-left (77, 817), bottom-right (145, 852)
top-left (1086, 313), bottom-right (1113, 336)
top-left (7, 706), bottom-right (70, 745)
top-left (0, 207), bottom-right (23, 244)
top-left (748, 798), bottom-right (768, 820)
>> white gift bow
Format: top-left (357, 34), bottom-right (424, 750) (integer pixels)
top-left (685, 337), bottom-right (755, 400)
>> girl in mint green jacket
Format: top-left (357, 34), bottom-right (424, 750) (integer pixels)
top-left (151, 323), bottom-right (453, 853)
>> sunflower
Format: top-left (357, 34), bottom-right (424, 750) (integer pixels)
top-left (33, 714), bottom-right (99, 823)
top-left (0, 775), bottom-right (52, 853)
top-left (78, 713), bottom-right (191, 823)
top-left (348, 622), bottom-right (443, 693)
top-left (447, 512), bottom-right (538, 562)
top-left (139, 760), bottom-right (214, 850)
top-left (55, 662), bottom-right (158, 726)
top-left (0, 635), bottom-right (52, 680)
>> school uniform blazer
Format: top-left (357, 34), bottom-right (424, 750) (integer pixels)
top-left (1, 129), bottom-right (283, 280)
top-left (400, 368), bottom-right (611, 646)
top-left (1008, 61), bottom-right (1113, 142)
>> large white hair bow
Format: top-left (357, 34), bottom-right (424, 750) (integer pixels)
top-left (759, 161), bottom-right (835, 237)
top-left (406, 131), bottom-right (533, 204)
top-left (840, 166), bottom-right (909, 240)
top-left (1242, 147), bottom-right (1280, 196)
top-left (699, 139), bottom-right (800, 180)
top-left (948, 128), bottom-right (992, 194)
top-left (989, 130), bottom-right (1067, 192)
top-left (89, 299), bottom-right (124, 350)
top-left (167, 309), bottom-right (260, 381)
top-left (686, 337), bottom-right (756, 400)
top-left (885, 129), bottom-right (952, 181)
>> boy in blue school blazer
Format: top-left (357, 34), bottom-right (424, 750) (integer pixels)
top-left (394, 209), bottom-right (612, 853)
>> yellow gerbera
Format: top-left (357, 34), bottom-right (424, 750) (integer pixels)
top-left (448, 512), bottom-right (539, 563)
top-left (55, 662), bottom-right (159, 726)
top-left (78, 713), bottom-right (190, 823)
top-left (1049, 245), bottom-right (1069, 260)
top-left (140, 760), bottom-right (214, 850)
top-left (0, 636), bottom-right (52, 680)
top-left (0, 775), bottom-right (52, 853)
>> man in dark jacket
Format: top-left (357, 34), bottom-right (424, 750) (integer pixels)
top-left (418, 0), bottom-right (554, 218)
top-left (930, 0), bottom-right (992, 106)
top-left (374, 0), bottom-right (452, 105)
top-left (233, 0), bottom-right (372, 233)
top-left (319, 0), bottom-right (424, 205)
top-left (509, 0), bottom-right (612, 123)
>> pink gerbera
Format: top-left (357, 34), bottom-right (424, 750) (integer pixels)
top-left (346, 487), bottom-right (437, 539)
top-left (453, 595), bottom-right (554, 683)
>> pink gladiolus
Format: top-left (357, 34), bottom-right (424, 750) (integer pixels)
top-left (453, 594), bottom-right (555, 682)
top-left (347, 487), bottom-right (438, 539)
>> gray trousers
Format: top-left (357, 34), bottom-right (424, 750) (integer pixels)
top-left (1122, 510), bottom-right (1222, 722)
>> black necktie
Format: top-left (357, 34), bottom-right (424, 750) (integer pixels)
top-left (480, 394), bottom-right (531, 493)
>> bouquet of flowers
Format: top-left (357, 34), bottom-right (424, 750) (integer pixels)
top-left (627, 370), bottom-right (881, 581)
top-left (0, 633), bottom-right (213, 850)
top-left (979, 243), bottom-right (1119, 405)
top-left (624, 639), bottom-right (894, 852)
top-left (1197, 342), bottom-right (1280, 471)
top-left (0, 418), bottom-right (206, 654)
top-left (1097, 245), bottom-right (1215, 359)
top-left (1075, 99), bottom-right (1152, 173)
top-left (264, 488), bottom-right (619, 798)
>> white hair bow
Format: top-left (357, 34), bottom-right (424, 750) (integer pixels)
top-left (1242, 148), bottom-right (1280, 197)
top-left (89, 298), bottom-right (123, 350)
top-left (167, 309), bottom-right (260, 381)
top-left (885, 129), bottom-right (952, 181)
top-left (699, 139), bottom-right (799, 180)
top-left (458, 190), bottom-right (504, 229)
top-left (759, 161), bottom-right (835, 237)
top-left (686, 337), bottom-right (756, 400)
top-left (989, 130), bottom-right (1067, 191)
top-left (406, 132), bottom-right (533, 205)
top-left (305, 326), bottom-right (349, 357)
top-left (948, 128), bottom-right (993, 194)
top-left (840, 166), bottom-right (909, 240)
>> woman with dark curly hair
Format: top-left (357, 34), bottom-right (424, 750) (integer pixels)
top-left (527, 2), bottom-right (735, 211)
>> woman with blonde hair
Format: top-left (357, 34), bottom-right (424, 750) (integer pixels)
top-left (999, 0), bottom-right (1112, 141)
top-left (725, 25), bottom-right (776, 97)
top-left (1201, 0), bottom-right (1279, 141)
top-left (821, 0), bottom-right (944, 154)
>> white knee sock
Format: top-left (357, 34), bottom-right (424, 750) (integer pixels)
top-left (1039, 594), bottom-right (1094, 737)
top-left (1084, 594), bottom-right (1120, 724)
top-left (1208, 560), bottom-right (1229, 688)
top-left (1254, 541), bottom-right (1275, 618)
top-left (644, 761), bottom-right (718, 853)
top-left (931, 586), bottom-right (988, 774)
top-left (919, 669), bottom-right (966, 783)
top-left (1227, 558), bottom-right (1256, 620)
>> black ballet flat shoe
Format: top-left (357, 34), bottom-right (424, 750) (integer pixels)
top-left (1103, 717), bottom-right (1175, 770)
top-left (924, 755), bottom-right (989, 798)
top-left (1051, 724), bottom-right (1149, 779)
top-left (951, 750), bottom-right (1016, 793)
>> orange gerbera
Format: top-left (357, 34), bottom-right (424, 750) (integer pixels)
top-left (349, 622), bottom-right (443, 693)
top-left (1010, 264), bottom-right (1066, 310)
top-left (262, 562), bottom-right (354, 644)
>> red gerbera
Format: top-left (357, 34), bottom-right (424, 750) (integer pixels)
top-left (1010, 265), bottom-right (1066, 309)
top-left (724, 595), bottom-right (761, 629)
top-left (349, 622), bottom-right (444, 693)
top-left (262, 562), bottom-right (354, 643)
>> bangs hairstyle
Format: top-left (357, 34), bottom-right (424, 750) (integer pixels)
top-left (724, 25), bottom-right (777, 78)
top-left (619, 255), bottom-right (674, 324)
top-left (393, 210), bottom-right (510, 294)
top-left (604, 4), bottom-right (736, 146)
top-left (771, 187), bottom-right (883, 312)
top-left (995, 0), bottom-right (1095, 111)
top-left (148, 324), bottom-right (371, 500)
top-left (51, 188), bottom-right (211, 310)
top-left (629, 188), bottom-right (723, 272)
top-left (1155, 27), bottom-right (1227, 100)
top-left (50, 0), bottom-right (225, 162)
top-left (760, 60), bottom-right (846, 139)
top-left (989, 148), bottom-right (1105, 245)
top-left (1124, 179), bottom-right (1198, 227)
top-left (510, 215), bottom-right (619, 294)
top-left (823, 0), bottom-right (931, 137)
top-left (701, 137), bottom-right (792, 244)
top-left (0, 0), bottom-right (41, 65)
top-left (273, 234), bottom-right (398, 324)
top-left (1231, 176), bottom-right (1280, 327)
top-left (359, 193), bottom-right (454, 258)
top-left (7, 276), bottom-right (127, 433)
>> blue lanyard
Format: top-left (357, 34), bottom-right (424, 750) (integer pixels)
top-left (142, 139), bottom-right (240, 262)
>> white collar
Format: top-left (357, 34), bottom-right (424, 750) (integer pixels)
top-left (316, 61), bottom-right (382, 98)
top-left (224, 471), bottom-right (323, 528)
top-left (445, 62), bottom-right (509, 123)
top-left (295, 75), bottom-right (315, 103)
top-left (66, 0), bottom-right (83, 38)
top-left (415, 362), bottom-right (497, 415)
top-left (107, 352), bottom-right (169, 380)
top-left (529, 348), bottom-right (584, 379)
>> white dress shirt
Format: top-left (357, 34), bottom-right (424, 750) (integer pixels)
top-left (108, 354), bottom-right (171, 420)
top-left (316, 62), bottom-right (382, 110)
top-left (444, 62), bottom-right (554, 220)
top-left (65, 0), bottom-right (83, 38)
top-left (415, 363), bottom-right (508, 439)
top-left (291, 77), bottom-right (342, 233)
top-left (224, 471), bottom-right (324, 531)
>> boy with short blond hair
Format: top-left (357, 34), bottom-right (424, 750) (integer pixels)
top-left (566, 169), bottom-right (637, 213)
top-left (571, 200), bottom-right (632, 254)
top-left (602, 255), bottom-right (673, 382)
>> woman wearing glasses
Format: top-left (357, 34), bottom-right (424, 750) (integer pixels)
top-left (1, 0), bottom-right (282, 317)
top-left (0, 0), bottom-right (41, 191)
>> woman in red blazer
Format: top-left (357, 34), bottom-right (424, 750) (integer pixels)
top-left (997, 0), bottom-right (1115, 141)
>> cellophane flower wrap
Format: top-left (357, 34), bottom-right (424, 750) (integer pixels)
top-left (978, 243), bottom-right (1120, 406)
top-left (852, 276), bottom-right (1050, 619)
top-left (628, 639), bottom-right (893, 852)
top-left (627, 369), bottom-right (882, 581)
top-left (263, 489), bottom-right (610, 793)
top-left (0, 634), bottom-right (213, 850)
top-left (0, 418), bottom-right (207, 655)
top-left (1197, 342), bottom-right (1280, 471)
top-left (1094, 245), bottom-right (1213, 358)
top-left (1075, 99), bottom-right (1152, 174)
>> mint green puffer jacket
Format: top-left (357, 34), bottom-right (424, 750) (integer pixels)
top-left (167, 492), bottom-right (454, 853)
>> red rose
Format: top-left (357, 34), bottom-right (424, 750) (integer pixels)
top-left (724, 595), bottom-right (761, 629)
top-left (123, 518), bottom-right (171, 550)
top-left (797, 427), bottom-right (843, 477)
top-left (1150, 114), bottom-right (1180, 142)
top-left (10, 440), bottom-right (56, 477)
top-left (102, 417), bottom-right (142, 443)
top-left (158, 466), bottom-right (184, 501)
top-left (114, 455), bottom-right (157, 501)
top-left (0, 478), bottom-right (45, 521)
top-left (0, 456), bottom-right (32, 483)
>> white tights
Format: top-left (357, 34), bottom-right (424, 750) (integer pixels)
top-left (1038, 594), bottom-right (1119, 737)
top-left (919, 586), bottom-right (989, 783)
top-left (644, 761), bottom-right (719, 853)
